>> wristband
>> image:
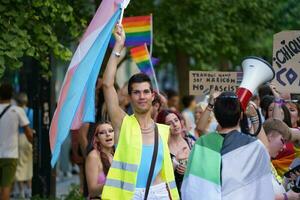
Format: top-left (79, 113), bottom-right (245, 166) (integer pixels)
top-left (274, 99), bottom-right (284, 106)
top-left (283, 193), bottom-right (288, 200)
top-left (112, 51), bottom-right (121, 57)
top-left (250, 116), bottom-right (259, 124)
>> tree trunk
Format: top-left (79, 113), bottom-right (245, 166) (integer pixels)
top-left (175, 49), bottom-right (189, 97)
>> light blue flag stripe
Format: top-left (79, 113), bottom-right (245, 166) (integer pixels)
top-left (51, 9), bottom-right (121, 167)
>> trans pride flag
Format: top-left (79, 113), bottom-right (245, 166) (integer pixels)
top-left (110, 15), bottom-right (152, 48)
top-left (130, 44), bottom-right (154, 76)
top-left (49, 0), bottom-right (127, 167)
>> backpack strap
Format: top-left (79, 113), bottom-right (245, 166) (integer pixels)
top-left (0, 105), bottom-right (11, 119)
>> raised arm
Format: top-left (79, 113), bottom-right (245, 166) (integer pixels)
top-left (196, 92), bottom-right (219, 135)
top-left (102, 24), bottom-right (126, 143)
top-left (270, 83), bottom-right (284, 120)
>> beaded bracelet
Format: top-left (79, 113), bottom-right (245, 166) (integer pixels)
top-left (250, 116), bottom-right (259, 124)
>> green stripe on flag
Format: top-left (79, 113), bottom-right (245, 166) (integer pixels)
top-left (185, 133), bottom-right (223, 185)
top-left (198, 132), bottom-right (224, 152)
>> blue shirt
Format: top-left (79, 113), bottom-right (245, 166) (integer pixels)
top-left (136, 137), bottom-right (164, 188)
top-left (19, 107), bottom-right (33, 134)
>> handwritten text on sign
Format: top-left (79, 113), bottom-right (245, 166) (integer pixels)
top-left (272, 31), bottom-right (300, 93)
top-left (189, 71), bottom-right (242, 95)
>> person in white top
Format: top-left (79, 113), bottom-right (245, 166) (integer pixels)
top-left (0, 83), bottom-right (32, 200)
top-left (263, 118), bottom-right (300, 200)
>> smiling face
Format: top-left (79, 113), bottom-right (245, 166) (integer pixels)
top-left (129, 82), bottom-right (154, 114)
top-left (94, 123), bottom-right (114, 149)
top-left (165, 113), bottom-right (183, 136)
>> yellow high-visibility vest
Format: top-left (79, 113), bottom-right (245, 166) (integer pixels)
top-left (102, 115), bottom-right (179, 200)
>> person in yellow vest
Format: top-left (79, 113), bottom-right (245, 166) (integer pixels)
top-left (101, 24), bottom-right (179, 200)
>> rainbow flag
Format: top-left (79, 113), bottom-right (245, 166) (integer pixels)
top-left (110, 15), bottom-right (152, 47)
top-left (130, 44), bottom-right (154, 76)
top-left (49, 0), bottom-right (128, 167)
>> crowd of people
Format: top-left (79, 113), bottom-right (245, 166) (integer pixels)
top-left (1, 24), bottom-right (300, 200)
top-left (0, 86), bottom-right (33, 200)
top-left (77, 25), bottom-right (300, 199)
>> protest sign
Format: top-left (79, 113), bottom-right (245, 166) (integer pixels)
top-left (189, 71), bottom-right (242, 95)
top-left (272, 31), bottom-right (300, 95)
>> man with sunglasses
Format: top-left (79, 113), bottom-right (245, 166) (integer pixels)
top-left (101, 25), bottom-right (179, 200)
top-left (182, 91), bottom-right (274, 200)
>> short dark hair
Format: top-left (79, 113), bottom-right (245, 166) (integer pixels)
top-left (258, 84), bottom-right (273, 100)
top-left (0, 83), bottom-right (13, 100)
top-left (182, 95), bottom-right (195, 108)
top-left (214, 91), bottom-right (241, 128)
top-left (165, 89), bottom-right (178, 99)
top-left (128, 73), bottom-right (153, 95)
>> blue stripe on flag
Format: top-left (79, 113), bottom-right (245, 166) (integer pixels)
top-left (51, 9), bottom-right (121, 167)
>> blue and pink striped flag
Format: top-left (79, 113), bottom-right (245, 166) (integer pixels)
top-left (49, 0), bottom-right (127, 167)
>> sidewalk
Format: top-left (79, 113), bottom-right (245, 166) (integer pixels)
top-left (11, 174), bottom-right (80, 200)
top-left (56, 174), bottom-right (80, 199)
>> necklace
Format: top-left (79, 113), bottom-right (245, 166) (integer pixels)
top-left (141, 122), bottom-right (155, 134)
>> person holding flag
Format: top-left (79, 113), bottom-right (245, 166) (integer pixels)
top-left (101, 24), bottom-right (179, 200)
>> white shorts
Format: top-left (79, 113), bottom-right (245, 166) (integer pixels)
top-left (132, 182), bottom-right (170, 200)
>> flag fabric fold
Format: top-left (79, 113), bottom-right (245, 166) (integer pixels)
top-left (130, 44), bottom-right (154, 76)
top-left (49, 0), bottom-right (123, 167)
top-left (181, 131), bottom-right (274, 200)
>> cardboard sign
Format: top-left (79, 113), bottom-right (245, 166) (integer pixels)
top-left (189, 71), bottom-right (242, 95)
top-left (272, 31), bottom-right (300, 94)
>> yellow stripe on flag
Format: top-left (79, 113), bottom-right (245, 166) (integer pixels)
top-left (132, 55), bottom-right (149, 63)
top-left (125, 26), bottom-right (151, 33)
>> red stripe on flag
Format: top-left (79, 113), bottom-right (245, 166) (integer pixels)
top-left (123, 15), bottom-right (151, 23)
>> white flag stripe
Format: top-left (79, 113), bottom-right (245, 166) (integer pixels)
top-left (222, 140), bottom-right (274, 199)
top-left (181, 174), bottom-right (221, 200)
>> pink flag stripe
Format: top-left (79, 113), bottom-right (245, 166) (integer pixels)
top-left (81, 0), bottom-right (122, 42)
top-left (50, 65), bottom-right (77, 151)
top-left (70, 91), bottom-right (86, 130)
top-left (51, 0), bottom-right (122, 144)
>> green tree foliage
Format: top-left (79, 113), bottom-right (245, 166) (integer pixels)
top-left (126, 0), bottom-right (298, 94)
top-left (0, 0), bottom-right (93, 78)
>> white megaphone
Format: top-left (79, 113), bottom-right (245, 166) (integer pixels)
top-left (236, 56), bottom-right (275, 111)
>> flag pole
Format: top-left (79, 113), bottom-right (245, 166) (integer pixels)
top-left (145, 43), bottom-right (160, 94)
top-left (119, 0), bottom-right (130, 24)
top-left (119, 8), bottom-right (125, 24)
top-left (149, 14), bottom-right (153, 57)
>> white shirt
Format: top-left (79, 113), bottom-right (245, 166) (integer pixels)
top-left (272, 173), bottom-right (286, 194)
top-left (0, 103), bottom-right (29, 158)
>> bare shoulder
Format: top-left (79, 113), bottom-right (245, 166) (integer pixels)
top-left (87, 149), bottom-right (100, 160)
